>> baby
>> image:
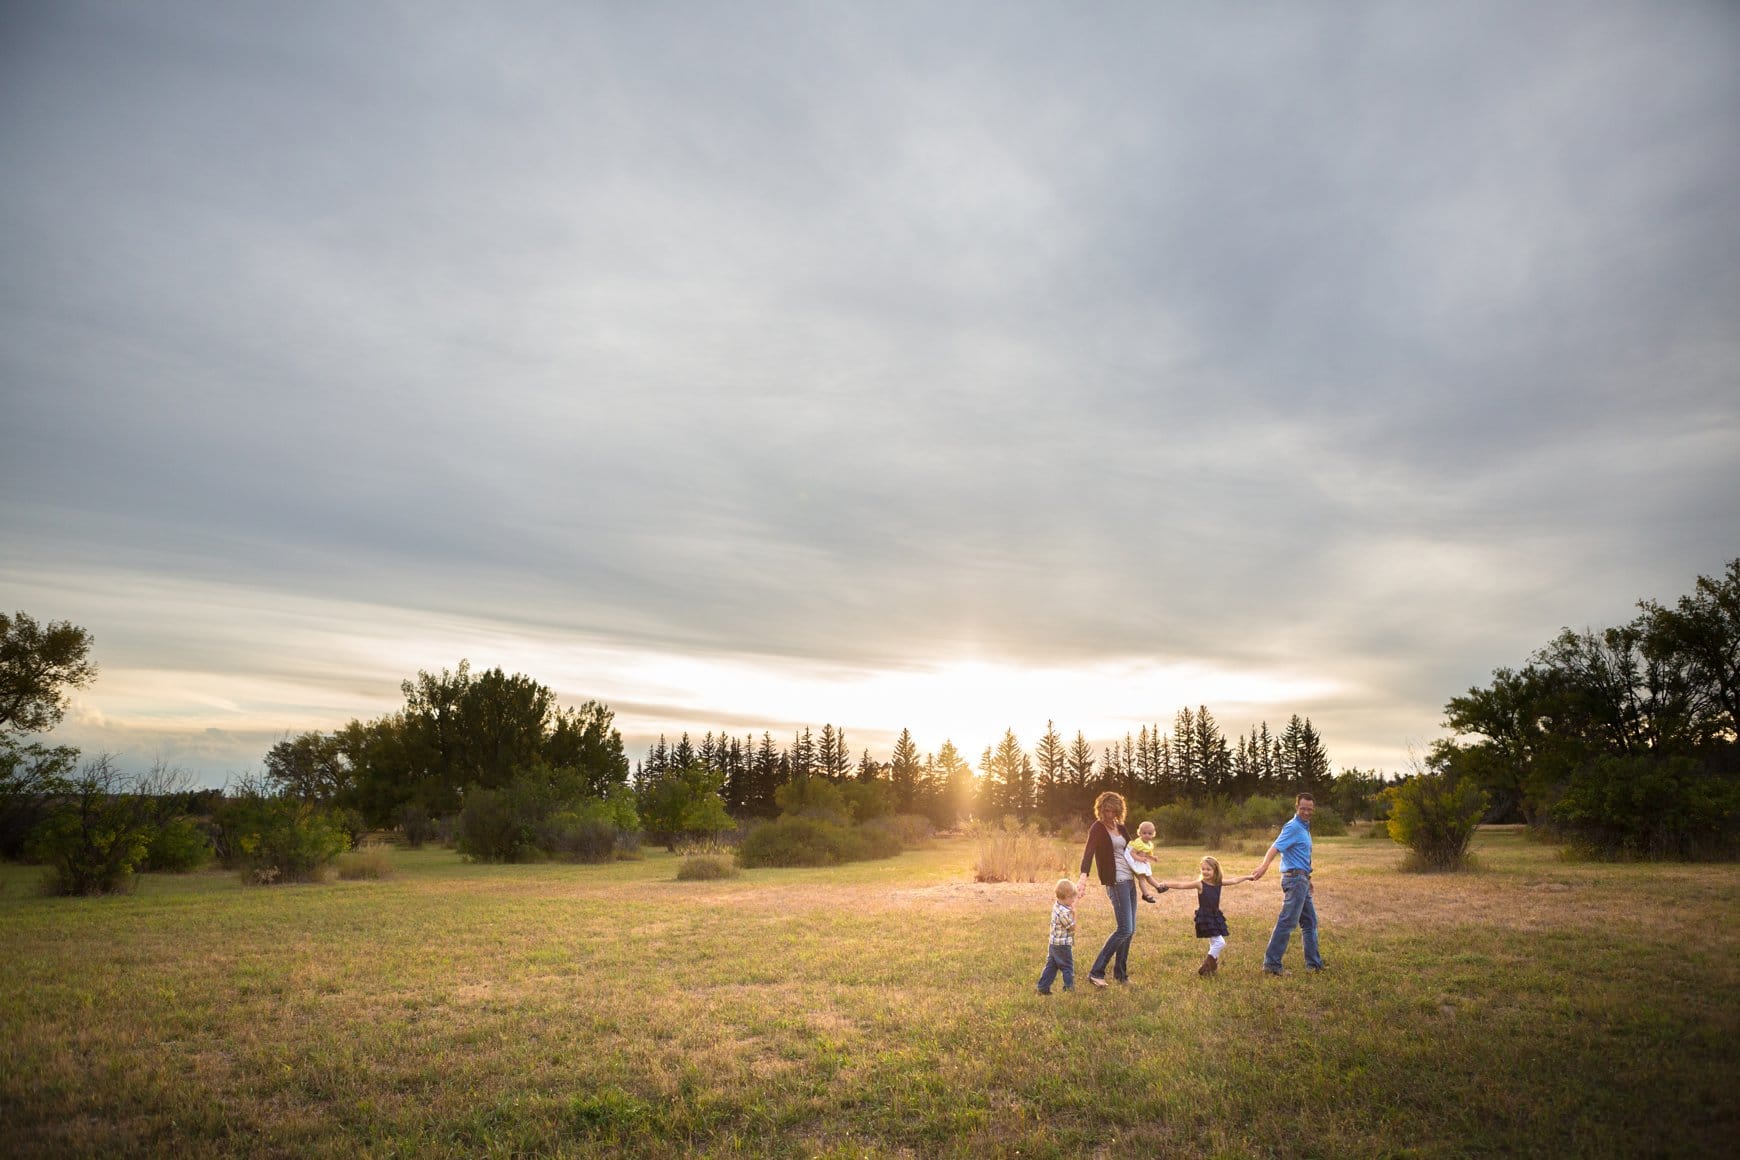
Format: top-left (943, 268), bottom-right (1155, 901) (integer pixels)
top-left (1125, 820), bottom-right (1166, 904)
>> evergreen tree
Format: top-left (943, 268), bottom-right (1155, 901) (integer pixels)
top-left (936, 740), bottom-right (974, 827)
top-left (1035, 720), bottom-right (1066, 818)
top-left (890, 728), bottom-right (922, 812)
top-left (1297, 717), bottom-right (1331, 794)
top-left (818, 723), bottom-right (850, 781)
top-left (1194, 706), bottom-right (1231, 799)
top-left (856, 748), bottom-right (883, 782)
top-left (1156, 733), bottom-right (1178, 804)
top-left (1172, 707), bottom-right (1200, 798)
top-left (790, 728), bottom-right (816, 782)
top-left (983, 729), bottom-right (1032, 819)
top-left (743, 732), bottom-right (782, 817)
top-left (1279, 715), bottom-right (1306, 790)
top-left (1067, 731), bottom-right (1097, 816)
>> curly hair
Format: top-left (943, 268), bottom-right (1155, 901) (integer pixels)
top-left (1092, 791), bottom-right (1126, 824)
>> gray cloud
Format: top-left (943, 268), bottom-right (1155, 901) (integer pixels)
top-left (4, 1), bottom-right (1738, 779)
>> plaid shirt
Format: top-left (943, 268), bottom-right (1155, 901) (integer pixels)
top-left (1049, 901), bottom-right (1076, 946)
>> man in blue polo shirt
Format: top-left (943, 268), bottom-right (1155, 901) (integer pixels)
top-left (1250, 793), bottom-right (1325, 975)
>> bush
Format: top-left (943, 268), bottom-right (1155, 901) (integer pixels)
top-left (215, 780), bottom-right (352, 884)
top-left (29, 755), bottom-right (159, 895)
top-left (840, 779), bottom-right (894, 823)
top-left (973, 818), bottom-right (1065, 883)
top-left (334, 843), bottom-right (393, 880)
top-left (395, 802), bottom-right (436, 849)
top-left (1149, 803), bottom-right (1205, 843)
top-left (676, 854), bottom-right (739, 881)
top-left (142, 815), bottom-right (213, 873)
top-left (1383, 774), bottom-right (1489, 870)
top-left (456, 784), bottom-right (542, 862)
top-left (1309, 804), bottom-right (1349, 837)
top-left (1232, 795), bottom-right (1297, 833)
top-left (864, 813), bottom-right (934, 849)
top-left (0, 740), bottom-right (77, 861)
top-left (539, 811), bottom-right (619, 863)
top-left (1551, 754), bottom-right (1740, 860)
top-left (772, 775), bottom-right (850, 825)
top-left (736, 816), bottom-right (899, 868)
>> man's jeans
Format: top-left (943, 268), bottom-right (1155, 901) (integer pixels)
top-left (1037, 944), bottom-right (1074, 993)
top-left (1263, 873), bottom-right (1323, 972)
top-left (1090, 879), bottom-right (1137, 981)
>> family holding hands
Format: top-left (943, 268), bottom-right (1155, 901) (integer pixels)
top-left (1037, 790), bottom-right (1323, 994)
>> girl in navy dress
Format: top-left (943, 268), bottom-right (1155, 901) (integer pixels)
top-left (1154, 855), bottom-right (1253, 977)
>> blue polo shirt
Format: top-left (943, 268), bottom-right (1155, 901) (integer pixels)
top-left (1275, 815), bottom-right (1312, 874)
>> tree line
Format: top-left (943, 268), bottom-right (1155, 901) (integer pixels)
top-left (633, 708), bottom-right (1340, 831)
top-left (1435, 557), bottom-right (1740, 858)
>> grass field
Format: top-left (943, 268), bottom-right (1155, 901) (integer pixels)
top-left (2, 829), bottom-right (1736, 1158)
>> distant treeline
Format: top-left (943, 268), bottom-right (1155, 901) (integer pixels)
top-left (261, 655), bottom-right (1362, 833)
top-left (634, 709), bottom-right (1357, 829)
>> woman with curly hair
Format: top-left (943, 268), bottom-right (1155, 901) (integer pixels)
top-left (1075, 790), bottom-right (1138, 988)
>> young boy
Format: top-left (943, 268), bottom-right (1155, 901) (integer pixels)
top-left (1126, 819), bottom-right (1167, 904)
top-left (1036, 878), bottom-right (1077, 994)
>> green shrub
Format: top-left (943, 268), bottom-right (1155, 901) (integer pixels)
top-left (736, 816), bottom-right (897, 868)
top-left (335, 843), bottom-right (393, 879)
top-left (1309, 804), bottom-right (1348, 837)
top-left (1233, 795), bottom-right (1297, 833)
top-left (855, 821), bottom-right (904, 860)
top-left (0, 740), bottom-right (77, 861)
top-left (142, 815), bottom-right (213, 873)
top-left (840, 779), bottom-right (894, 823)
top-left (244, 803), bottom-right (349, 883)
top-left (772, 775), bottom-right (849, 825)
top-left (1383, 775), bottom-right (1489, 870)
top-left (676, 854), bottom-right (739, 881)
top-left (456, 784), bottom-right (541, 862)
top-left (1551, 754), bottom-right (1739, 860)
top-left (395, 802), bottom-right (436, 849)
top-left (30, 764), bottom-right (156, 896)
top-left (864, 813), bottom-right (935, 849)
top-left (539, 811), bottom-right (619, 863)
top-left (1149, 802), bottom-right (1205, 843)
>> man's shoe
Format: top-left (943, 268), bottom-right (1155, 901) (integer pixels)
top-left (1263, 966), bottom-right (1284, 976)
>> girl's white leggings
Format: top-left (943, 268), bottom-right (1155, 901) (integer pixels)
top-left (1208, 936), bottom-right (1227, 959)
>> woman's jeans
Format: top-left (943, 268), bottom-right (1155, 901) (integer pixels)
top-left (1262, 873), bottom-right (1323, 972)
top-left (1090, 879), bottom-right (1137, 980)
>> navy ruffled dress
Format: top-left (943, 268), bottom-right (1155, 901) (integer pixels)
top-left (1193, 882), bottom-right (1229, 938)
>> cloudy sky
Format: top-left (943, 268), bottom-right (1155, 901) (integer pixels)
top-left (3, 1), bottom-right (1737, 786)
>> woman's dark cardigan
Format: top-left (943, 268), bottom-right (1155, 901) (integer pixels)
top-left (1079, 819), bottom-right (1130, 886)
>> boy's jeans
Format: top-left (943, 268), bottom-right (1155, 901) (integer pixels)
top-left (1037, 944), bottom-right (1074, 993)
top-left (1262, 873), bottom-right (1323, 972)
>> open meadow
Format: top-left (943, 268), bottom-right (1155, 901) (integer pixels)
top-left (2, 829), bottom-right (1737, 1158)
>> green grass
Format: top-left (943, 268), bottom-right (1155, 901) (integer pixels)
top-left (1, 831), bottom-right (1736, 1157)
